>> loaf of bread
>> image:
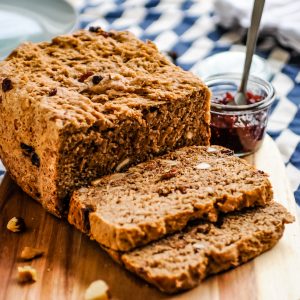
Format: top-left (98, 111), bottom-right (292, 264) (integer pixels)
top-left (0, 28), bottom-right (211, 216)
top-left (104, 202), bottom-right (294, 293)
top-left (68, 145), bottom-right (273, 251)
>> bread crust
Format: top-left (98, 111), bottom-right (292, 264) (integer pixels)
top-left (0, 77), bottom-right (62, 215)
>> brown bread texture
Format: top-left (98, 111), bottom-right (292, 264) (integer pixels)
top-left (105, 202), bottom-right (294, 294)
top-left (0, 29), bottom-right (210, 216)
top-left (68, 146), bottom-right (273, 251)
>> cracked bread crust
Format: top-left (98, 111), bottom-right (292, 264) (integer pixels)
top-left (68, 145), bottom-right (273, 251)
top-left (104, 202), bottom-right (294, 293)
top-left (0, 29), bottom-right (210, 216)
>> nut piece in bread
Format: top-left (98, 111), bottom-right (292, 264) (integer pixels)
top-left (17, 266), bottom-right (37, 283)
top-left (84, 280), bottom-right (110, 300)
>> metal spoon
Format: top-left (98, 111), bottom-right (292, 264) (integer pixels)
top-left (234, 0), bottom-right (265, 105)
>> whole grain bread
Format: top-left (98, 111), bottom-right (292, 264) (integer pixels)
top-left (68, 145), bottom-right (273, 251)
top-left (106, 202), bottom-right (294, 293)
top-left (0, 28), bottom-right (210, 216)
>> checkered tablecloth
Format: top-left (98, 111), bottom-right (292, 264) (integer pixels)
top-left (1, 0), bottom-right (300, 206)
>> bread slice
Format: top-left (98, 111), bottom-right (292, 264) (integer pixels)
top-left (68, 145), bottom-right (273, 251)
top-left (0, 28), bottom-right (210, 217)
top-left (105, 202), bottom-right (294, 293)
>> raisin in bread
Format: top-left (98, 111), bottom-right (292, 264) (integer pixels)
top-left (0, 28), bottom-right (211, 217)
top-left (68, 146), bottom-right (273, 251)
top-left (105, 202), bottom-right (294, 293)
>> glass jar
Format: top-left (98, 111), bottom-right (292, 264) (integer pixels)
top-left (205, 73), bottom-right (276, 156)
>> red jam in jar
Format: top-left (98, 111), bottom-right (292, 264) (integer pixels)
top-left (206, 74), bottom-right (275, 156)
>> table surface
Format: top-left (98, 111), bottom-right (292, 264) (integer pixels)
top-left (1, 136), bottom-right (299, 300)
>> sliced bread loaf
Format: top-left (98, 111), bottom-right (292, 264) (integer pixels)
top-left (0, 29), bottom-right (210, 217)
top-left (106, 202), bottom-right (294, 293)
top-left (68, 146), bottom-right (273, 251)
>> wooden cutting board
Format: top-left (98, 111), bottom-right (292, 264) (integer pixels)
top-left (1, 135), bottom-right (300, 300)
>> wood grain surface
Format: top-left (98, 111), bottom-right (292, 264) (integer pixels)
top-left (0, 135), bottom-right (300, 300)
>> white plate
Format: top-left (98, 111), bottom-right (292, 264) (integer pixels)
top-left (0, 0), bottom-right (77, 59)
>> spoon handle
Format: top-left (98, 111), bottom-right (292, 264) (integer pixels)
top-left (239, 0), bottom-right (265, 94)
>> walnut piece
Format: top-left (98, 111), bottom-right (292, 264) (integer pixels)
top-left (17, 266), bottom-right (37, 283)
top-left (161, 159), bottom-right (178, 167)
top-left (115, 158), bottom-right (130, 172)
top-left (206, 147), bottom-right (218, 153)
top-left (193, 242), bottom-right (205, 250)
top-left (186, 131), bottom-right (193, 139)
top-left (195, 162), bottom-right (211, 170)
top-left (84, 280), bottom-right (110, 300)
top-left (20, 247), bottom-right (44, 261)
top-left (7, 217), bottom-right (26, 233)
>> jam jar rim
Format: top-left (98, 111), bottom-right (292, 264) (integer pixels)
top-left (205, 73), bottom-right (276, 113)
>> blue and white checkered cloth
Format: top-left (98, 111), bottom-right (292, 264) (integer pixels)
top-left (1, 0), bottom-right (300, 206)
